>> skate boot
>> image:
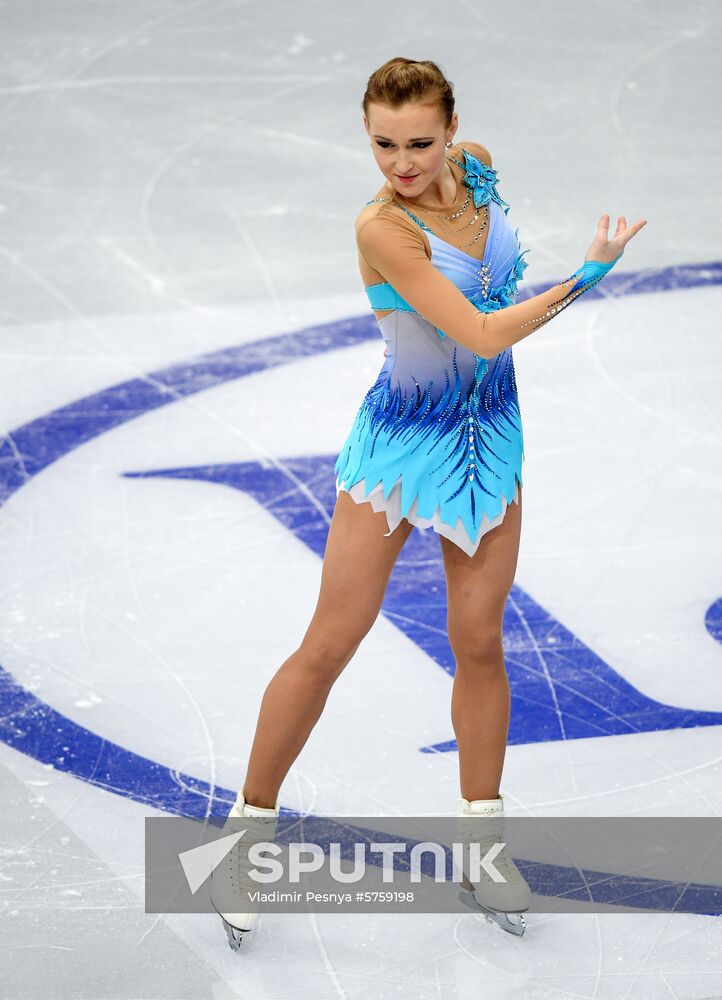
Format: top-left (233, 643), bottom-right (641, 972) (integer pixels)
top-left (455, 792), bottom-right (531, 936)
top-left (210, 789), bottom-right (280, 951)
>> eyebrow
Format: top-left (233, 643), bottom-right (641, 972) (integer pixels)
top-left (372, 134), bottom-right (436, 141)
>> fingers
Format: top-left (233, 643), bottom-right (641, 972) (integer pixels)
top-left (622, 218), bottom-right (648, 242)
top-left (601, 213), bottom-right (648, 244)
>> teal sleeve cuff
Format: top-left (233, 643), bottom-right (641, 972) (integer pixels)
top-left (568, 252), bottom-right (623, 292)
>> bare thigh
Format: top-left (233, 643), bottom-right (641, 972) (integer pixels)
top-left (440, 484), bottom-right (523, 657)
top-left (300, 489), bottom-right (415, 664)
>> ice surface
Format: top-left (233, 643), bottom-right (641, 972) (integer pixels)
top-left (1, 1), bottom-right (721, 997)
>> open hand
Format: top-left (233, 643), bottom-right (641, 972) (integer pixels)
top-left (585, 214), bottom-right (647, 264)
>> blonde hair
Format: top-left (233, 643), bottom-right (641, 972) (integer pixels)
top-left (362, 57), bottom-right (455, 128)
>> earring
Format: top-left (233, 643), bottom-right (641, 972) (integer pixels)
top-left (446, 140), bottom-right (453, 147)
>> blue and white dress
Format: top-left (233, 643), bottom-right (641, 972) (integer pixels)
top-left (334, 149), bottom-right (530, 557)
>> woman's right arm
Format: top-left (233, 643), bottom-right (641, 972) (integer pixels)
top-left (357, 213), bottom-right (647, 359)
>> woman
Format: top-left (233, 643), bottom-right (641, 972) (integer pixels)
top-left (211, 57), bottom-right (647, 948)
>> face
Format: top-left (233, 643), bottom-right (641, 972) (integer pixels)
top-left (364, 100), bottom-right (458, 198)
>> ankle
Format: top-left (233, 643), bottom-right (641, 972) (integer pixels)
top-left (241, 787), bottom-right (278, 811)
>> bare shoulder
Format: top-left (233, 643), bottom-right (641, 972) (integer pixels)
top-left (452, 139), bottom-right (492, 167)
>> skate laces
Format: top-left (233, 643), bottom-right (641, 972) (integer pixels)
top-left (225, 814), bottom-right (278, 891)
top-left (458, 816), bottom-right (523, 884)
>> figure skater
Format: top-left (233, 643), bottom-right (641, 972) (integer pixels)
top-left (211, 56), bottom-right (647, 948)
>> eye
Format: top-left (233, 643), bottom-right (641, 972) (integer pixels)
top-left (375, 141), bottom-right (434, 150)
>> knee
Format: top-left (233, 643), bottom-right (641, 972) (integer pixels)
top-left (448, 622), bottom-right (504, 671)
top-left (297, 630), bottom-right (365, 685)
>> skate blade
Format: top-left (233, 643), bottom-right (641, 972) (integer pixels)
top-left (458, 889), bottom-right (526, 936)
top-left (221, 917), bottom-right (245, 951)
top-left (211, 899), bottom-right (255, 951)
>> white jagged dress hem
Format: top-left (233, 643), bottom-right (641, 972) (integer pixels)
top-left (336, 474), bottom-right (520, 558)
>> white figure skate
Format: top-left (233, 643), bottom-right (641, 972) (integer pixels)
top-left (456, 792), bottom-right (531, 936)
top-left (210, 789), bottom-right (280, 950)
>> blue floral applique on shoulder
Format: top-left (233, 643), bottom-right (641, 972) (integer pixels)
top-left (450, 148), bottom-right (511, 216)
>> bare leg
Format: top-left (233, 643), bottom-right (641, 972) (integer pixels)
top-left (439, 483), bottom-right (523, 802)
top-left (241, 489), bottom-right (414, 808)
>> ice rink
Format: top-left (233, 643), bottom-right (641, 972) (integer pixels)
top-left (1, 0), bottom-right (721, 997)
